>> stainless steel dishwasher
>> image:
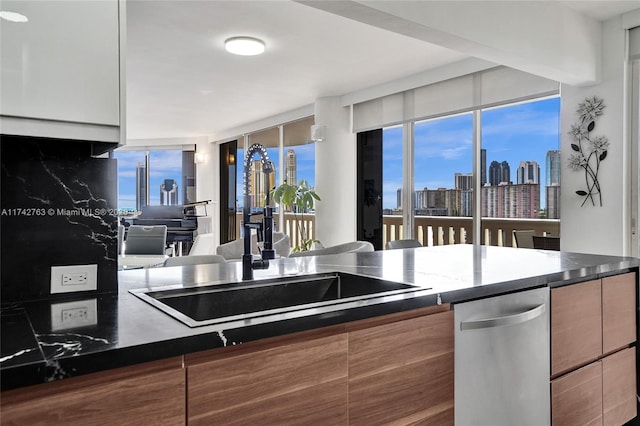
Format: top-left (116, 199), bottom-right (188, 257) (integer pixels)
top-left (454, 287), bottom-right (550, 426)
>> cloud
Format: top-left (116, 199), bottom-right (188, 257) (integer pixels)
top-left (482, 103), bottom-right (559, 138)
top-left (413, 121), bottom-right (473, 160)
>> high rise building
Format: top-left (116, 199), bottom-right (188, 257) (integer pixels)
top-left (546, 184), bottom-right (561, 219)
top-left (160, 179), bottom-right (178, 205)
top-left (250, 160), bottom-right (275, 208)
top-left (421, 187), bottom-right (462, 216)
top-left (489, 160), bottom-right (511, 185)
top-left (461, 190), bottom-right (473, 217)
top-left (481, 183), bottom-right (539, 218)
top-left (517, 161), bottom-right (540, 184)
top-left (481, 149), bottom-right (487, 186)
top-left (135, 161), bottom-right (147, 211)
top-left (546, 150), bottom-right (561, 186)
top-left (285, 149), bottom-right (297, 185)
top-left (414, 189), bottom-right (425, 209)
top-left (500, 161), bottom-right (511, 184)
top-left (455, 172), bottom-right (473, 190)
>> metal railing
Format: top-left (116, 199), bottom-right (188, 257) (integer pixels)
top-left (235, 212), bottom-right (559, 249)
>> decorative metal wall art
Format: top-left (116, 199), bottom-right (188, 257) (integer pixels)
top-left (567, 96), bottom-right (608, 207)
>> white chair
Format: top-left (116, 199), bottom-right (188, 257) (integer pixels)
top-left (216, 238), bottom-right (253, 260)
top-left (163, 254), bottom-right (226, 267)
top-left (288, 241), bottom-right (374, 257)
top-left (385, 239), bottom-right (422, 250)
top-left (271, 232), bottom-right (291, 258)
top-left (124, 225), bottom-right (167, 255)
top-left (189, 233), bottom-right (215, 255)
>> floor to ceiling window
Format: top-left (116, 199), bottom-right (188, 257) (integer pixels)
top-left (413, 113), bottom-right (474, 245)
top-left (113, 148), bottom-right (195, 211)
top-left (481, 97), bottom-right (561, 246)
top-left (370, 93), bottom-right (560, 249)
top-left (231, 117), bottom-right (316, 242)
top-left (382, 125), bottom-right (403, 215)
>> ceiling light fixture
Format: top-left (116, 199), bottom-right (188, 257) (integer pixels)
top-left (0, 10), bottom-right (28, 22)
top-left (224, 37), bottom-right (265, 56)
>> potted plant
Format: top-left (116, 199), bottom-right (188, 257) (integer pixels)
top-left (270, 179), bottom-right (321, 252)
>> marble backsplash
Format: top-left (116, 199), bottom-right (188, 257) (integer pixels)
top-left (1, 135), bottom-right (118, 302)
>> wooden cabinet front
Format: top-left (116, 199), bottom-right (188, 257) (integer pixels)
top-left (348, 310), bottom-right (454, 425)
top-left (187, 334), bottom-right (349, 426)
top-left (602, 272), bottom-right (636, 354)
top-left (0, 357), bottom-right (185, 426)
top-left (603, 347), bottom-right (637, 426)
top-left (551, 279), bottom-right (602, 376)
top-left (185, 305), bottom-right (453, 426)
top-left (551, 362), bottom-right (602, 426)
top-left (551, 271), bottom-right (638, 426)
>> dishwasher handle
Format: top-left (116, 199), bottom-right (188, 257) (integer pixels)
top-left (459, 303), bottom-right (546, 331)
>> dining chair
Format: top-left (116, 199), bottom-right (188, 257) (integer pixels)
top-left (385, 239), bottom-right (422, 250)
top-left (513, 230), bottom-right (536, 249)
top-left (288, 241), bottom-right (374, 257)
top-left (124, 225), bottom-right (167, 255)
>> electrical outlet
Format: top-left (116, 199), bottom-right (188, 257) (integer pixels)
top-left (51, 265), bottom-right (97, 294)
top-left (63, 272), bottom-right (88, 286)
top-left (51, 299), bottom-right (97, 330)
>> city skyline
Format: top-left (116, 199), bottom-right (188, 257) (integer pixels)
top-left (115, 150), bottom-right (184, 210)
top-left (114, 98), bottom-right (559, 214)
top-left (383, 96), bottom-right (560, 210)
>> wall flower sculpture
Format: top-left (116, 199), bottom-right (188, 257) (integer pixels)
top-left (567, 96), bottom-right (608, 206)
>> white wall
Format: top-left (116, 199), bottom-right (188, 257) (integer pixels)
top-left (314, 97), bottom-right (357, 247)
top-left (560, 16), bottom-right (630, 256)
top-left (195, 139), bottom-right (218, 243)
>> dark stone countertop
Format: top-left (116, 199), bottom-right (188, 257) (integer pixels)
top-left (1, 245), bottom-right (638, 391)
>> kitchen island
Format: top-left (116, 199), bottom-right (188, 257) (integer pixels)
top-left (1, 245), bottom-right (638, 425)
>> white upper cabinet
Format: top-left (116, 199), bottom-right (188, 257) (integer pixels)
top-left (1, 0), bottom-right (122, 141)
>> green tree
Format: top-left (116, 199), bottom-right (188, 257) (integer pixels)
top-left (270, 180), bottom-right (321, 252)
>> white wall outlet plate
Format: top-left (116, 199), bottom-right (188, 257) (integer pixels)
top-left (51, 298), bottom-right (98, 330)
top-left (50, 264), bottom-right (98, 294)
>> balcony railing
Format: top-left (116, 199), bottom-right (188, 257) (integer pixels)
top-left (384, 215), bottom-right (559, 248)
top-left (234, 211), bottom-right (316, 250)
top-left (235, 212), bottom-right (559, 249)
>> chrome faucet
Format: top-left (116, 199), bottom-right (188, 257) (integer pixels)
top-left (242, 144), bottom-right (274, 280)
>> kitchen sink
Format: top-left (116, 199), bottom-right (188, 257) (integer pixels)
top-left (130, 272), bottom-right (429, 328)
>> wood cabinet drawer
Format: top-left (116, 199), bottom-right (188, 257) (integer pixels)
top-left (551, 361), bottom-right (602, 426)
top-left (603, 347), bottom-right (637, 426)
top-left (551, 279), bottom-right (602, 376)
top-left (602, 272), bottom-right (636, 354)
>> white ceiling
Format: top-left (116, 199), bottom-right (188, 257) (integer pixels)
top-left (126, 0), bottom-right (639, 142)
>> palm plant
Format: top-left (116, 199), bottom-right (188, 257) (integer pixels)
top-left (270, 179), bottom-right (321, 252)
